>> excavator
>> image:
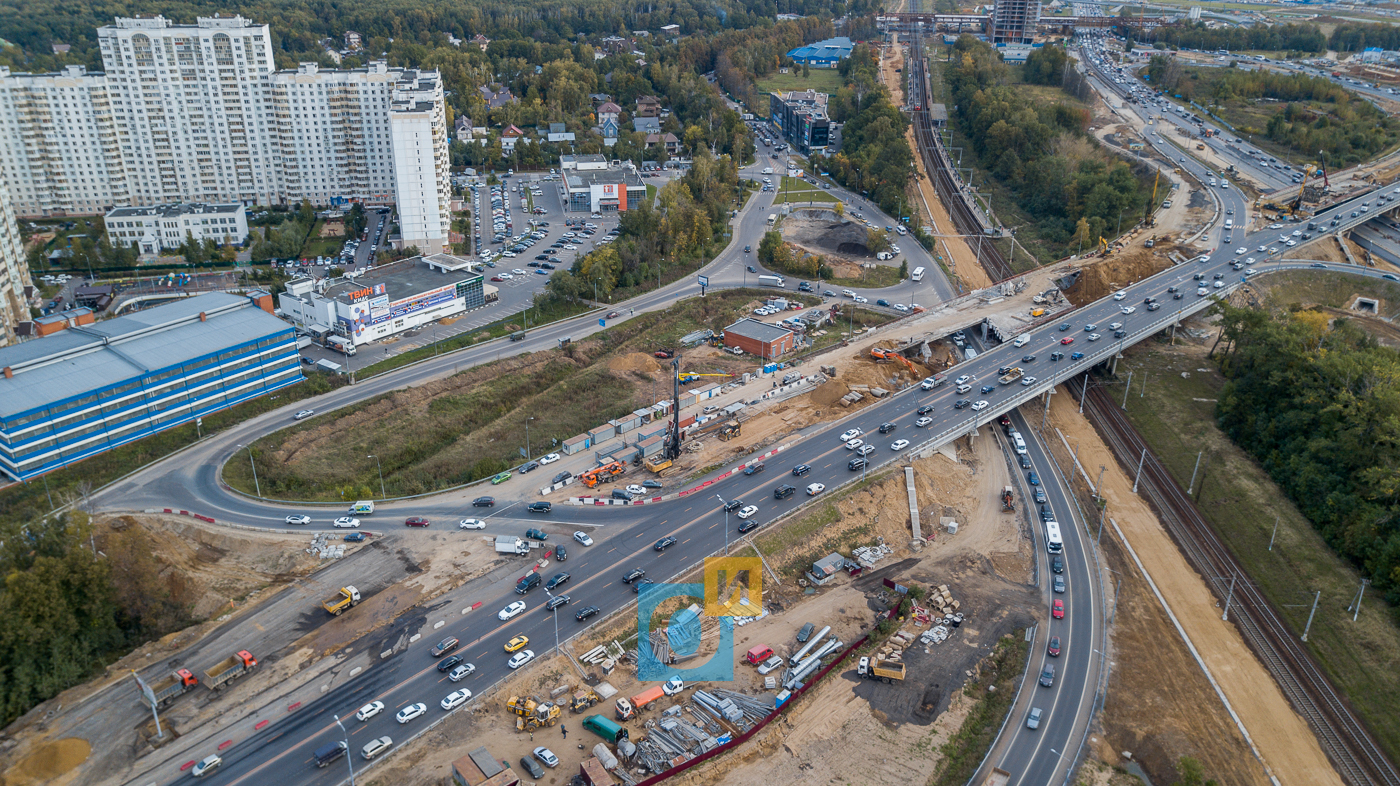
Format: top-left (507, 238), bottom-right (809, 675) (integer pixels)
top-left (506, 695), bottom-right (561, 731)
top-left (580, 460), bottom-right (626, 488)
top-left (870, 347), bottom-right (919, 375)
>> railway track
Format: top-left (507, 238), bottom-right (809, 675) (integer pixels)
top-left (901, 30), bottom-right (1014, 282)
top-left (1075, 378), bottom-right (1400, 786)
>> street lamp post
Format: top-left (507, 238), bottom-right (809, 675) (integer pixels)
top-left (526, 417), bottom-right (534, 461)
top-left (543, 588), bottom-right (561, 655)
top-left (334, 714), bottom-right (357, 786)
top-left (367, 454), bottom-right (385, 498)
top-left (714, 493), bottom-right (730, 555)
top-left (238, 444), bottom-right (261, 498)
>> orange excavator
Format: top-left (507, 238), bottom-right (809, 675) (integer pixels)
top-left (871, 347), bottom-right (919, 375)
top-left (581, 460), bottom-right (626, 488)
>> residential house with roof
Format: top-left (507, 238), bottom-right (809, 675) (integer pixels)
top-left (645, 132), bottom-right (681, 155)
top-left (500, 124), bottom-right (528, 154)
top-left (633, 117), bottom-right (661, 134)
top-left (635, 95), bottom-right (662, 117)
top-left (478, 83), bottom-right (516, 109)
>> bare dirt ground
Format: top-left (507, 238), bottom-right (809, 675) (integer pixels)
top-left (781, 211), bottom-right (879, 262)
top-left (1062, 245), bottom-right (1176, 306)
top-left (882, 36), bottom-right (992, 292)
top-left (377, 418), bottom-right (1038, 786)
top-left (1039, 380), bottom-right (1343, 786)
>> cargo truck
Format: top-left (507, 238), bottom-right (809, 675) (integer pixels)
top-left (869, 657), bottom-right (905, 684)
top-left (495, 536), bottom-right (531, 555)
top-left (326, 335), bottom-right (357, 356)
top-left (204, 650), bottom-right (259, 691)
top-left (349, 500), bottom-right (374, 515)
top-left (614, 685), bottom-right (666, 720)
top-left (757, 274), bottom-right (786, 288)
top-left (998, 367), bottom-right (1023, 385)
top-left (983, 768), bottom-right (1010, 786)
top-left (142, 669), bottom-right (199, 707)
top-left (322, 586), bottom-right (361, 615)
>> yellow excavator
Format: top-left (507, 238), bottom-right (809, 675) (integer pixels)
top-left (506, 695), bottom-right (562, 731)
top-left (870, 347), bottom-right (919, 375)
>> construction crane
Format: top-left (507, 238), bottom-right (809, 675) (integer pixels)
top-left (665, 360), bottom-right (736, 461)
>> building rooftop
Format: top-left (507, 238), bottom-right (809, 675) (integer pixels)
top-left (323, 255), bottom-right (480, 304)
top-left (787, 36), bottom-right (854, 62)
top-left (106, 203), bottom-right (243, 219)
top-left (565, 169), bottom-right (645, 189)
top-left (723, 317), bottom-right (794, 344)
top-left (0, 293), bottom-right (288, 419)
top-left (928, 103), bottom-right (948, 122)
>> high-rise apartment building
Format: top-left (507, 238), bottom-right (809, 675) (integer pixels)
top-left (0, 181), bottom-right (32, 348)
top-left (991, 0), bottom-right (1041, 44)
top-left (0, 15), bottom-right (449, 253)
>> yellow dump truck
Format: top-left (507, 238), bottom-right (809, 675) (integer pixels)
top-left (322, 586), bottom-right (361, 616)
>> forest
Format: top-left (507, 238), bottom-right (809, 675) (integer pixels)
top-left (1212, 302), bottom-right (1400, 609)
top-left (942, 37), bottom-right (1149, 261)
top-left (1328, 21), bottom-right (1400, 54)
top-left (1133, 21), bottom-right (1327, 55)
top-left (1145, 55), bottom-right (1400, 168)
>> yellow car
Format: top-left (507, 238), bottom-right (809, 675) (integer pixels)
top-left (504, 635), bottom-right (529, 653)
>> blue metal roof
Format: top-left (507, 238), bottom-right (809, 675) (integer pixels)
top-left (787, 37), bottom-right (854, 63)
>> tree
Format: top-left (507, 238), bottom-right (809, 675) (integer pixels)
top-left (297, 199), bottom-right (316, 227)
top-left (899, 260), bottom-right (908, 279)
top-left (833, 202), bottom-right (844, 218)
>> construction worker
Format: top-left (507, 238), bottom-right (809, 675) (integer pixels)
top-left (561, 723), bottom-right (567, 739)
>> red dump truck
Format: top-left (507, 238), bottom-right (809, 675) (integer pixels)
top-left (142, 669), bottom-right (198, 707)
top-left (204, 650), bottom-right (259, 691)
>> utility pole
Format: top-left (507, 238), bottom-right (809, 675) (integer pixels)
top-left (1095, 465), bottom-right (1106, 501)
top-left (1268, 515), bottom-right (1279, 551)
top-left (1041, 388), bottom-right (1051, 431)
top-left (1079, 373), bottom-right (1089, 414)
top-left (1221, 572), bottom-right (1237, 621)
top-left (1349, 579), bottom-right (1370, 622)
top-left (368, 454), bottom-right (385, 498)
top-left (1186, 449), bottom-right (1203, 495)
top-left (238, 444), bottom-right (261, 498)
top-left (1122, 370), bottom-right (1132, 409)
top-left (1132, 448), bottom-right (1146, 494)
top-left (1301, 590), bottom-right (1320, 642)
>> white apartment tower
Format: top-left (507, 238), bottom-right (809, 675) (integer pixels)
top-left (0, 181), bottom-right (30, 347)
top-left (97, 15), bottom-right (279, 207)
top-left (0, 66), bottom-right (128, 217)
top-left (389, 72), bottom-right (451, 254)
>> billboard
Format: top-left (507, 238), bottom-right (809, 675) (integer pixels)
top-left (390, 284), bottom-right (457, 321)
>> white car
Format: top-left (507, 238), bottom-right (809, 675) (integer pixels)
top-left (458, 518), bottom-right (487, 530)
top-left (662, 675), bottom-right (686, 696)
top-left (1108, 321), bottom-right (1122, 330)
top-left (893, 303), bottom-right (909, 312)
top-left (839, 428), bottom-right (862, 442)
top-left (532, 747), bottom-right (560, 768)
top-left (498, 273), bottom-right (514, 281)
top-left (1286, 239), bottom-right (1297, 246)
top-left (971, 400), bottom-right (989, 411)
top-left (955, 375), bottom-right (971, 385)
top-left (539, 453), bottom-right (560, 465)
top-left (449, 663), bottom-right (475, 681)
top-left (294, 409), bottom-right (315, 420)
top-left (915, 416), bottom-right (933, 427)
top-left (1245, 257), bottom-right (1256, 265)
top-left (890, 439), bottom-right (909, 451)
top-left (512, 268), bottom-right (527, 275)
top-left (1087, 333), bottom-right (1101, 341)
top-left (356, 701), bottom-right (386, 722)
top-left (396, 703), bottom-right (427, 723)
top-left (841, 289), bottom-right (855, 298)
top-left (1213, 280), bottom-right (1225, 288)
top-left (508, 649), bottom-right (536, 669)
top-left (191, 755), bottom-right (223, 777)
top-left (498, 601), bottom-right (527, 621)
top-left (737, 505), bottom-right (759, 519)
top-left (333, 517), bottom-right (361, 529)
top-left (853, 296), bottom-right (868, 303)
top-left (1258, 245), bottom-right (1268, 253)
top-left (845, 438), bottom-right (864, 450)
top-left (440, 689), bottom-right (473, 711)
top-left (573, 531), bottom-right (594, 546)
top-left (285, 514), bottom-right (312, 525)
top-left (857, 444), bottom-right (876, 456)
top-left (361, 737), bottom-right (392, 760)
top-left (1112, 290), bottom-right (1126, 300)
top-left (1120, 305), bottom-right (1135, 314)
top-left (1244, 268), bottom-right (1257, 276)
top-left (1235, 247), bottom-right (1248, 255)
top-left (806, 483), bottom-right (826, 496)
top-left (626, 484), bottom-right (646, 496)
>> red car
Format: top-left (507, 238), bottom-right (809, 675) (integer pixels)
top-left (1051, 599), bottom-right (1065, 619)
top-left (1060, 337), bottom-right (1075, 345)
top-left (491, 276), bottom-right (505, 282)
top-left (1047, 635), bottom-right (1061, 657)
top-left (405, 516), bottom-right (430, 528)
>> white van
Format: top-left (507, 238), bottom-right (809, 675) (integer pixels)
top-left (1224, 219), bottom-right (1233, 230)
top-left (1013, 434), bottom-right (1028, 455)
top-left (1013, 334), bottom-right (1030, 348)
top-left (911, 266), bottom-right (925, 282)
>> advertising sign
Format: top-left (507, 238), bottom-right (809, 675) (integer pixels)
top-left (390, 284), bottom-right (457, 320)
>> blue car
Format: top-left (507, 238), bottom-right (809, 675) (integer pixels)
top-left (876, 299), bottom-right (890, 307)
top-left (344, 532), bottom-right (367, 542)
top-left (1070, 352), bottom-right (1085, 360)
top-left (1058, 323), bottom-right (1071, 331)
top-left (1028, 471), bottom-right (1041, 486)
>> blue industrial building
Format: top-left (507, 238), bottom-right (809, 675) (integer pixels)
top-left (786, 37), bottom-right (854, 68)
top-left (0, 292), bottom-right (302, 481)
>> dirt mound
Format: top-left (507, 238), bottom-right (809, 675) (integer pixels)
top-left (782, 212), bottom-right (873, 259)
top-left (607, 352), bottom-right (662, 375)
top-left (1063, 246), bottom-right (1173, 306)
top-left (1, 738), bottom-right (90, 785)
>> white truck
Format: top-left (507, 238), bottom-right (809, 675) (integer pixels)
top-left (757, 275), bottom-right (786, 288)
top-left (326, 335), bottom-right (356, 356)
top-left (495, 536), bottom-right (530, 555)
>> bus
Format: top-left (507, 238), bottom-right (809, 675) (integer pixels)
top-left (1045, 521), bottom-right (1064, 554)
top-left (911, 266), bottom-right (925, 282)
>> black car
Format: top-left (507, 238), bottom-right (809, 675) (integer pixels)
top-left (554, 544), bottom-right (568, 561)
top-left (743, 462), bottom-right (765, 476)
top-left (654, 536), bottom-right (677, 551)
top-left (621, 568), bottom-right (647, 584)
top-left (774, 484), bottom-right (796, 500)
top-left (878, 422), bottom-right (896, 434)
top-left (1051, 554), bottom-right (1064, 574)
top-left (520, 756), bottom-right (545, 779)
top-left (552, 471), bottom-right (572, 484)
top-left (1167, 285), bottom-right (1179, 293)
top-left (437, 654), bottom-right (463, 673)
top-left (525, 528), bottom-right (549, 541)
top-left (519, 461), bottom-right (539, 473)
top-left (1039, 665), bottom-right (1056, 687)
top-left (747, 265), bottom-right (757, 273)
top-left (981, 385), bottom-right (995, 394)
top-left (633, 579), bottom-right (657, 593)
top-left (738, 519), bottom-right (759, 534)
top-left (1050, 352), bottom-right (1064, 361)
top-left (918, 404), bottom-right (936, 416)
top-left (545, 572), bottom-right (571, 591)
top-left (723, 499), bottom-right (744, 512)
top-left (1173, 292), bottom-right (1185, 300)
top-left (527, 501), bottom-right (552, 514)
top-left (1053, 575), bottom-right (1066, 593)
top-left (1018, 453), bottom-right (1031, 469)
top-left (545, 594), bottom-right (571, 611)
top-left (642, 479), bottom-right (663, 489)
top-left (998, 366), bottom-right (1013, 376)
top-left (1022, 355), bottom-right (1036, 363)
top-left (954, 399), bottom-right (971, 409)
top-left (792, 464), bottom-right (811, 477)
top-left (1144, 296), bottom-right (1156, 304)
top-left (848, 457), bottom-right (868, 471)
top-left (575, 605), bottom-right (601, 621)
top-left (472, 496), bottom-right (495, 507)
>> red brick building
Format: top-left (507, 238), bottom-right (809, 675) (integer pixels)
top-left (722, 318), bottom-right (794, 358)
